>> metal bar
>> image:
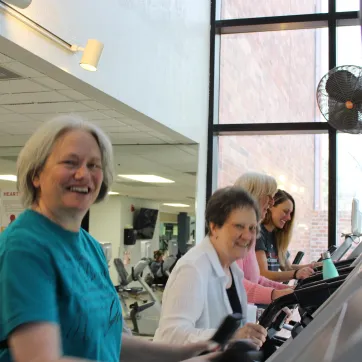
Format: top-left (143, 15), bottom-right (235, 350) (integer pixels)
top-left (218, 20), bottom-right (328, 34)
top-left (328, 0), bottom-right (337, 248)
top-left (206, 0), bottom-right (217, 204)
top-left (213, 122), bottom-right (331, 135)
top-left (0, 0), bottom-right (73, 51)
top-left (215, 11), bottom-right (359, 34)
top-left (216, 13), bottom-right (330, 28)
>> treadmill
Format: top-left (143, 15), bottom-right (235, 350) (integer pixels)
top-left (262, 252), bottom-right (362, 361)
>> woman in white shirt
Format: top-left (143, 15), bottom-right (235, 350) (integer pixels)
top-left (153, 187), bottom-right (267, 348)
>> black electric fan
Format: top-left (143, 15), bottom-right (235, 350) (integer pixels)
top-left (316, 65), bottom-right (362, 133)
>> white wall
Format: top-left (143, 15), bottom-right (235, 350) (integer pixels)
top-left (0, 0), bottom-right (210, 143)
top-left (0, 0), bottom-right (210, 246)
top-left (88, 196), bottom-right (122, 285)
top-left (89, 195), bottom-right (160, 285)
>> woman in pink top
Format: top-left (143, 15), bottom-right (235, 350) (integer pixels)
top-left (234, 172), bottom-right (293, 305)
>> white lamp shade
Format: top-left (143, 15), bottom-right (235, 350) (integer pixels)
top-left (4, 0), bottom-right (32, 9)
top-left (80, 39), bottom-right (104, 71)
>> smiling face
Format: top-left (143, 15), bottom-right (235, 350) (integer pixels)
top-left (270, 199), bottom-right (294, 229)
top-left (32, 129), bottom-right (104, 219)
top-left (210, 207), bottom-right (258, 262)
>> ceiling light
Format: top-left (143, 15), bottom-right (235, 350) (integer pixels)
top-left (108, 191), bottom-right (120, 195)
top-left (163, 203), bottom-right (190, 208)
top-left (0, 175), bottom-right (17, 182)
top-left (71, 39), bottom-right (104, 72)
top-left (279, 175), bottom-right (286, 183)
top-left (118, 175), bottom-right (174, 183)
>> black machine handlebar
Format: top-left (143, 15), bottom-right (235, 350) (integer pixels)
top-left (297, 266), bottom-right (354, 288)
top-left (292, 251), bottom-right (305, 265)
top-left (258, 279), bottom-right (345, 329)
top-left (296, 273), bottom-right (348, 290)
top-left (314, 258), bottom-right (355, 273)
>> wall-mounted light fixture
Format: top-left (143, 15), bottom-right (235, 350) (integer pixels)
top-left (0, 2), bottom-right (104, 72)
top-left (71, 39), bottom-right (104, 72)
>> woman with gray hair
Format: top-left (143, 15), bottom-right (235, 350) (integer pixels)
top-left (154, 186), bottom-right (267, 348)
top-left (0, 115), bottom-right (216, 362)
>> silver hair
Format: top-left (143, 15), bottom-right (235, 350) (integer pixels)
top-left (17, 114), bottom-right (114, 208)
top-left (234, 172), bottom-right (278, 202)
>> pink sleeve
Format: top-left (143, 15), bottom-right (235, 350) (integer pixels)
top-left (243, 278), bottom-right (274, 305)
top-left (239, 248), bottom-right (261, 284)
top-left (258, 276), bottom-right (290, 290)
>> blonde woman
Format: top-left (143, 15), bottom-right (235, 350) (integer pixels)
top-left (234, 172), bottom-right (293, 305)
top-left (256, 189), bottom-right (315, 282)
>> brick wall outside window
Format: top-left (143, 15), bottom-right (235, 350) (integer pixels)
top-left (216, 0), bottom-right (359, 263)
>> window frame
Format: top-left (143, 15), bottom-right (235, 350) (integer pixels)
top-left (207, 0), bottom-right (360, 248)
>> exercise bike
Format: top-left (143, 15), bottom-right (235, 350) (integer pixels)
top-left (114, 258), bottom-right (161, 336)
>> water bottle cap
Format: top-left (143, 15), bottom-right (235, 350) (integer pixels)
top-left (321, 251), bottom-right (331, 259)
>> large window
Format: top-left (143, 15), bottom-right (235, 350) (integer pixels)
top-left (221, 0), bottom-right (328, 20)
top-left (209, 0), bottom-right (361, 252)
top-left (219, 29), bottom-right (329, 124)
top-left (218, 134), bottom-right (329, 262)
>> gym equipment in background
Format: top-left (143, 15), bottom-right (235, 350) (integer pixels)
top-left (114, 258), bottom-right (161, 336)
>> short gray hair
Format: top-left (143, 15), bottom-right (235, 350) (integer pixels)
top-left (17, 114), bottom-right (114, 208)
top-left (234, 172), bottom-right (277, 202)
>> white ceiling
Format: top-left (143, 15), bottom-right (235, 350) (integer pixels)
top-left (0, 50), bottom-right (198, 214)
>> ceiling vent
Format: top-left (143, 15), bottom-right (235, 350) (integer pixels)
top-left (0, 66), bottom-right (23, 81)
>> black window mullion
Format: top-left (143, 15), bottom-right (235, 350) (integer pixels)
top-left (328, 0), bottom-right (338, 248)
top-left (206, 0), bottom-right (217, 204)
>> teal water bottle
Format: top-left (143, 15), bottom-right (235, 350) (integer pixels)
top-left (321, 251), bottom-right (339, 280)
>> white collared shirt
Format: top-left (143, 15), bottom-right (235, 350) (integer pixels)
top-left (153, 236), bottom-right (247, 344)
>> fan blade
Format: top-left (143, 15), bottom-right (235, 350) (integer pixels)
top-left (351, 76), bottom-right (362, 103)
top-left (329, 101), bottom-right (359, 130)
top-left (325, 70), bottom-right (358, 103)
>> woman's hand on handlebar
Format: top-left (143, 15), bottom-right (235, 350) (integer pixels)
top-left (309, 261), bottom-right (323, 269)
top-left (295, 266), bottom-right (314, 279)
top-left (232, 323), bottom-right (267, 349)
top-left (271, 288), bottom-right (294, 301)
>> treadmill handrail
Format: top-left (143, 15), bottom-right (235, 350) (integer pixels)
top-left (258, 280), bottom-right (344, 328)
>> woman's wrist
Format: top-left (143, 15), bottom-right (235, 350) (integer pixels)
top-left (292, 269), bottom-right (299, 279)
top-left (271, 289), bottom-right (276, 301)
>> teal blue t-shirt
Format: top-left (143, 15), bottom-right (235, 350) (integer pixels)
top-left (0, 209), bottom-right (122, 361)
